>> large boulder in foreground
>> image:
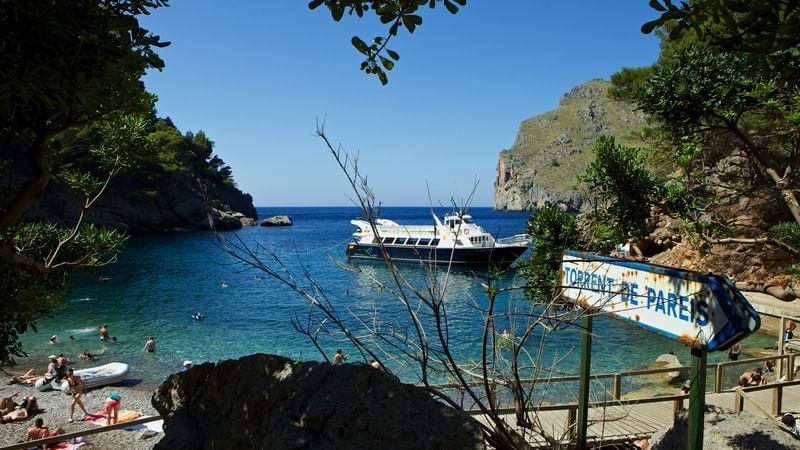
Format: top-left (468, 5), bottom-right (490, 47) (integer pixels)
top-left (152, 354), bottom-right (484, 450)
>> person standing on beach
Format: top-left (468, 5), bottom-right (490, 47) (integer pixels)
top-left (65, 368), bottom-right (89, 422)
top-left (144, 336), bottom-right (156, 353)
top-left (104, 392), bottom-right (121, 426)
top-left (99, 324), bottom-right (109, 341)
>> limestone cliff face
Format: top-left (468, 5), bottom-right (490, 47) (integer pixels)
top-left (494, 79), bottom-right (646, 211)
top-left (23, 170), bottom-right (258, 232)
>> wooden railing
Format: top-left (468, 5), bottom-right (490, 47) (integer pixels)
top-left (0, 415), bottom-right (162, 450)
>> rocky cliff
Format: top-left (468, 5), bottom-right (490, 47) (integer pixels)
top-left (494, 79), bottom-right (646, 211)
top-left (23, 171), bottom-right (257, 232)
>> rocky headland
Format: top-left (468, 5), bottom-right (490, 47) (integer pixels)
top-left (23, 171), bottom-right (257, 232)
top-left (494, 79), bottom-right (645, 212)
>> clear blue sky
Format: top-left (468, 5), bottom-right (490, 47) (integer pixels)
top-left (140, 1), bottom-right (661, 207)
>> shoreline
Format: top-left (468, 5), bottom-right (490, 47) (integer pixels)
top-left (0, 377), bottom-right (163, 449)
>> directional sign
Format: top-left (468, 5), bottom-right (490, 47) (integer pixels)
top-left (560, 250), bottom-right (760, 351)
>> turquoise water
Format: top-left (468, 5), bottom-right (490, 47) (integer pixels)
top-left (16, 207), bottom-right (775, 398)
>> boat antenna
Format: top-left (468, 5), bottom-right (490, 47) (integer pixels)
top-left (426, 180), bottom-right (437, 233)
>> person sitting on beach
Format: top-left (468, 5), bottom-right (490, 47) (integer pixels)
top-left (65, 368), bottom-right (89, 422)
top-left (6, 369), bottom-right (39, 386)
top-left (44, 355), bottom-right (58, 379)
top-left (0, 392), bottom-right (19, 415)
top-left (104, 392), bottom-right (121, 426)
top-left (785, 320), bottom-right (797, 340)
top-left (679, 379), bottom-right (691, 395)
top-left (1, 395), bottom-right (43, 423)
top-left (99, 324), bottom-right (109, 341)
top-left (24, 417), bottom-right (65, 448)
top-left (144, 336), bottom-right (156, 353)
top-left (56, 353), bottom-right (69, 366)
top-left (738, 368), bottom-right (767, 387)
top-left (782, 413), bottom-right (800, 437)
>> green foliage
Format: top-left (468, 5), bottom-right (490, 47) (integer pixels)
top-left (309, 0), bottom-right (466, 84)
top-left (579, 136), bottom-right (660, 240)
top-left (643, 0), bottom-right (800, 54)
top-left (0, 1), bottom-right (169, 142)
top-left (772, 222), bottom-right (800, 248)
top-left (519, 204), bottom-right (579, 302)
top-left (0, 262), bottom-right (65, 365)
top-left (608, 66), bottom-right (655, 101)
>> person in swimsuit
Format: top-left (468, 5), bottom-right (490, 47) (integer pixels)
top-left (65, 368), bottom-right (89, 422)
top-left (6, 369), bottom-right (38, 385)
top-left (24, 417), bottom-right (65, 448)
top-left (104, 392), bottom-right (121, 425)
top-left (99, 324), bottom-right (109, 341)
top-left (144, 336), bottom-right (156, 353)
top-left (332, 349), bottom-right (344, 365)
top-left (1, 395), bottom-right (43, 423)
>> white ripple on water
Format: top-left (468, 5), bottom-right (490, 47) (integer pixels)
top-left (66, 326), bottom-right (97, 335)
top-left (72, 296), bottom-right (95, 302)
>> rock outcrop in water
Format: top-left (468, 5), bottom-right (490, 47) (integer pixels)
top-left (260, 215), bottom-right (293, 227)
top-left (152, 354), bottom-right (484, 450)
top-left (494, 79), bottom-right (646, 212)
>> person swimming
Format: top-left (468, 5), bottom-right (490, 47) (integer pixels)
top-left (191, 312), bottom-right (205, 321)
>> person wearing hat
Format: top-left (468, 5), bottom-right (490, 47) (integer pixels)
top-left (181, 361), bottom-right (193, 372)
top-left (104, 392), bottom-right (121, 426)
top-left (45, 356), bottom-right (58, 379)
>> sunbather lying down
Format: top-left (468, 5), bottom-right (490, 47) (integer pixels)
top-left (1, 395), bottom-right (44, 423)
top-left (6, 369), bottom-right (39, 385)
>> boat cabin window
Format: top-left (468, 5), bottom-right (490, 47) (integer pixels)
top-left (430, 239), bottom-right (440, 246)
top-left (418, 238), bottom-right (431, 246)
top-left (394, 238), bottom-right (407, 245)
top-left (462, 216), bottom-right (474, 224)
top-left (406, 238), bottom-right (418, 246)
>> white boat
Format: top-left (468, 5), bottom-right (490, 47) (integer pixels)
top-left (346, 211), bottom-right (530, 268)
top-left (34, 362), bottom-right (129, 393)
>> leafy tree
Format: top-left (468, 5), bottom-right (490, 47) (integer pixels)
top-left (0, 1), bottom-right (169, 364)
top-left (518, 204), bottom-right (579, 302)
top-left (637, 47), bottom-right (800, 256)
top-left (308, 0), bottom-right (466, 84)
top-left (643, 0), bottom-right (800, 54)
top-left (579, 136), bottom-right (660, 245)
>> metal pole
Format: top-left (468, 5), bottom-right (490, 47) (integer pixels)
top-left (688, 347), bottom-right (706, 450)
top-left (577, 313), bottom-right (593, 450)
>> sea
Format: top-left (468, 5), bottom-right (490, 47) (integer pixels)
top-left (17, 207), bottom-right (775, 401)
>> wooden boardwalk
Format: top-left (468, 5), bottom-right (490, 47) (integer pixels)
top-left (472, 383), bottom-right (800, 448)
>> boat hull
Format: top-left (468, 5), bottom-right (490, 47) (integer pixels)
top-left (346, 243), bottom-right (528, 268)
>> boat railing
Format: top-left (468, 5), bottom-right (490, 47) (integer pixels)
top-left (495, 234), bottom-right (531, 246)
top-left (376, 225), bottom-right (438, 236)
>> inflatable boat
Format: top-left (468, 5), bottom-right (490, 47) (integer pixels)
top-left (34, 362), bottom-right (129, 393)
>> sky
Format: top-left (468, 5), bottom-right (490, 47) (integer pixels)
top-left (140, 1), bottom-right (661, 207)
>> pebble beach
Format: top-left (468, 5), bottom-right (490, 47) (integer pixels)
top-left (0, 375), bottom-right (162, 449)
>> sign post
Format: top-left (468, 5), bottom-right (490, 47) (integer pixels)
top-left (689, 348), bottom-right (706, 450)
top-left (559, 250), bottom-right (760, 449)
top-left (576, 313), bottom-right (592, 450)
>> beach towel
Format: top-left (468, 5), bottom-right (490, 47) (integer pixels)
top-left (81, 410), bottom-right (142, 425)
top-left (49, 440), bottom-right (87, 450)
